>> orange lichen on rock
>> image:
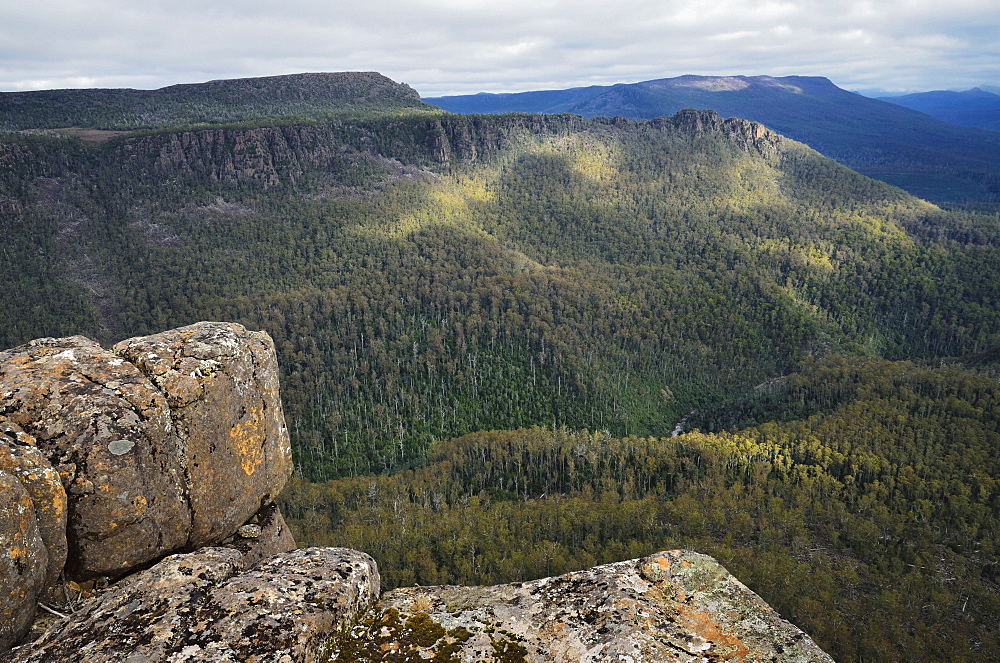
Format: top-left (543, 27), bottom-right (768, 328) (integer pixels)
top-left (0, 424), bottom-right (67, 588)
top-left (113, 322), bottom-right (291, 548)
top-left (0, 336), bottom-right (190, 578)
top-left (674, 603), bottom-right (752, 660)
top-left (228, 407), bottom-right (265, 476)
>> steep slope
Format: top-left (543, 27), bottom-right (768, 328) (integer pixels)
top-left (427, 75), bottom-right (1000, 206)
top-left (2, 107), bottom-right (998, 481)
top-left (879, 88), bottom-right (1000, 131)
top-left (0, 72), bottom-right (435, 131)
top-left (282, 357), bottom-right (1000, 662)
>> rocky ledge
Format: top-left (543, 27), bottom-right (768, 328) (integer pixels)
top-left (7, 547), bottom-right (379, 663)
top-left (0, 322), bottom-right (294, 652)
top-left (334, 549), bottom-right (833, 662)
top-left (0, 323), bottom-right (833, 662)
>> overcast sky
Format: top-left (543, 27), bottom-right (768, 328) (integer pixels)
top-left (2, 0), bottom-right (998, 97)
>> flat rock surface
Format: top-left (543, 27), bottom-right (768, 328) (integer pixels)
top-left (333, 549), bottom-right (834, 662)
top-left (4, 546), bottom-right (380, 663)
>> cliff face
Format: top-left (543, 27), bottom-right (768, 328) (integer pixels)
top-left (0, 323), bottom-right (833, 662)
top-left (2, 108), bottom-right (782, 193)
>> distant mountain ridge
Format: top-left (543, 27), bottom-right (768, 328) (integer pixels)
top-left (878, 87), bottom-right (1000, 131)
top-left (0, 72), bottom-right (435, 132)
top-left (427, 74), bottom-right (1000, 206)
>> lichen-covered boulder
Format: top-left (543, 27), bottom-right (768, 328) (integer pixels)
top-left (114, 322), bottom-right (292, 548)
top-left (0, 322), bottom-right (294, 584)
top-left (333, 549), bottom-right (834, 662)
top-left (194, 547), bottom-right (380, 661)
top-left (0, 322), bottom-right (298, 657)
top-left (0, 471), bottom-right (47, 651)
top-left (0, 336), bottom-right (190, 578)
top-left (0, 423), bottom-right (66, 588)
top-left (5, 547), bottom-right (380, 663)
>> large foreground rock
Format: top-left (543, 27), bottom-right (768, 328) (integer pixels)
top-left (0, 322), bottom-right (292, 579)
top-left (0, 336), bottom-right (189, 578)
top-left (332, 549), bottom-right (834, 662)
top-left (0, 322), bottom-right (295, 654)
top-left (4, 547), bottom-right (379, 663)
top-left (5, 547), bottom-right (832, 663)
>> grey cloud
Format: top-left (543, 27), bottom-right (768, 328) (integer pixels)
top-left (0, 0), bottom-right (996, 95)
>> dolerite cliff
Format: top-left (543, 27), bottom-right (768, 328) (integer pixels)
top-left (0, 323), bottom-right (833, 662)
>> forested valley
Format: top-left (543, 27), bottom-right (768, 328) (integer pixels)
top-left (2, 85), bottom-right (1000, 660)
top-left (281, 356), bottom-right (1000, 661)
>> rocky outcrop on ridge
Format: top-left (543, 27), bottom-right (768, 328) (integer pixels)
top-left (0, 334), bottom-right (191, 580)
top-left (113, 323), bottom-right (292, 549)
top-left (332, 549), bottom-right (834, 662)
top-left (0, 323), bottom-right (833, 662)
top-left (0, 322), bottom-right (294, 650)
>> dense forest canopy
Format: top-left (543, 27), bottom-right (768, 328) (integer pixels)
top-left (281, 355), bottom-right (1000, 661)
top-left (2, 110), bottom-right (998, 478)
top-left (2, 84), bottom-right (1000, 660)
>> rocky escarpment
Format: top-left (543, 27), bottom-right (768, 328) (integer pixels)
top-left (0, 108), bottom-right (786, 198)
top-left (0, 323), bottom-right (833, 662)
top-left (126, 110), bottom-right (781, 186)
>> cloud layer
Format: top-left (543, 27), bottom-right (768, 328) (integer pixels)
top-left (2, 0), bottom-right (997, 95)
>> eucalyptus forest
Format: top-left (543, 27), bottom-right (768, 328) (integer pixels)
top-left (2, 74), bottom-right (999, 661)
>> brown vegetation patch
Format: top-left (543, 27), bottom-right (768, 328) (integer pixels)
top-left (55, 128), bottom-right (129, 143)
